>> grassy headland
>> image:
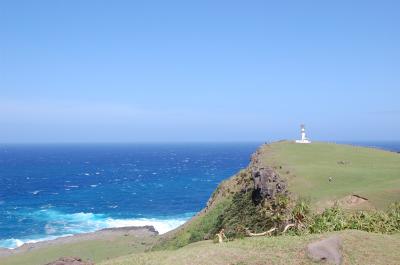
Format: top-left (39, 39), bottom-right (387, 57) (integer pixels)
top-left (154, 141), bottom-right (400, 250)
top-left (260, 141), bottom-right (400, 209)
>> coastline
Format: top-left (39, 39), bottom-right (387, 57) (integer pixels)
top-left (0, 210), bottom-right (193, 250)
top-left (0, 225), bottom-right (158, 258)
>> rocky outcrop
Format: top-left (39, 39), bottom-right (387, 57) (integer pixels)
top-left (0, 226), bottom-right (157, 259)
top-left (250, 145), bottom-right (288, 204)
top-left (45, 257), bottom-right (94, 265)
top-left (307, 236), bottom-right (343, 265)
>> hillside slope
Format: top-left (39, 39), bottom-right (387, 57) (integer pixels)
top-left (155, 141), bottom-right (400, 249)
top-left (101, 230), bottom-right (400, 265)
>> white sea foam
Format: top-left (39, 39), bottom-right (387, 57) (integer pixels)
top-left (0, 210), bottom-right (192, 249)
top-left (0, 234), bottom-right (72, 249)
top-left (104, 217), bottom-right (187, 234)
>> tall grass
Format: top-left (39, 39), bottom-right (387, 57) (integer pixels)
top-left (155, 193), bottom-right (399, 250)
top-left (309, 202), bottom-right (400, 234)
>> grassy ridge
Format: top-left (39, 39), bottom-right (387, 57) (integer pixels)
top-left (260, 142), bottom-right (400, 209)
top-left (100, 230), bottom-right (400, 265)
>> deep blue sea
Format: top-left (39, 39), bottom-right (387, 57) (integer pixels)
top-left (0, 143), bottom-right (260, 249)
top-left (0, 142), bottom-right (399, 249)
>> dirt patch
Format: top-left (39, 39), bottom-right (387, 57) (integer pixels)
top-left (338, 195), bottom-right (368, 207)
top-left (317, 195), bottom-right (371, 212)
top-left (45, 257), bottom-right (94, 265)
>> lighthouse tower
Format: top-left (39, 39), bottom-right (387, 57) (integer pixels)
top-left (295, 124), bottom-right (311, 144)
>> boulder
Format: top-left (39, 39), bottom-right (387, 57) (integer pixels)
top-left (45, 257), bottom-right (94, 265)
top-left (307, 236), bottom-right (343, 265)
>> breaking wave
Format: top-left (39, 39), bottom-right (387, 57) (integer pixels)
top-left (0, 209), bottom-right (192, 249)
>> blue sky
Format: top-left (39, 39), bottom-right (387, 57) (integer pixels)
top-left (0, 0), bottom-right (399, 142)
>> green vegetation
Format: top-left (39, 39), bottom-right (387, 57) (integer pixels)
top-left (260, 141), bottom-right (400, 209)
top-left (161, 191), bottom-right (399, 246)
top-left (308, 202), bottom-right (400, 234)
top-left (153, 198), bottom-right (231, 250)
top-left (213, 192), bottom-right (294, 238)
top-left (99, 230), bottom-right (400, 265)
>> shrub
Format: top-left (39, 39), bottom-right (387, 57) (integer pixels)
top-left (307, 202), bottom-right (400, 235)
top-left (308, 205), bottom-right (348, 233)
top-left (154, 191), bottom-right (399, 250)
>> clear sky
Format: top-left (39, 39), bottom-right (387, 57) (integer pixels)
top-left (1, 0), bottom-right (399, 143)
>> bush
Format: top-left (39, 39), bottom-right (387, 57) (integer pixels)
top-left (154, 191), bottom-right (400, 250)
top-left (307, 202), bottom-right (400, 235)
top-left (212, 191), bottom-right (298, 238)
top-left (308, 205), bottom-right (348, 233)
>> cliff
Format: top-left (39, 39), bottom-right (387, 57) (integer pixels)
top-left (155, 141), bottom-right (400, 249)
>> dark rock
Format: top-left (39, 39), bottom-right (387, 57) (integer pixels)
top-left (249, 146), bottom-right (287, 204)
top-left (307, 236), bottom-right (343, 265)
top-left (45, 257), bottom-right (94, 265)
top-left (251, 167), bottom-right (287, 203)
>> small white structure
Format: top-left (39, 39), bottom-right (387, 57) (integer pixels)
top-left (295, 124), bottom-right (311, 144)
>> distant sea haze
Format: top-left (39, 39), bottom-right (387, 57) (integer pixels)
top-left (0, 141), bottom-right (398, 249)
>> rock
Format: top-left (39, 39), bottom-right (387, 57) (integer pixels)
top-left (249, 145), bottom-right (288, 204)
top-left (45, 257), bottom-right (94, 265)
top-left (307, 236), bottom-right (343, 265)
top-left (251, 167), bottom-right (287, 203)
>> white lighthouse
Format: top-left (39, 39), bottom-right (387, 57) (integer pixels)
top-left (295, 124), bottom-right (311, 144)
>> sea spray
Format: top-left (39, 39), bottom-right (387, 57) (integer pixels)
top-left (0, 209), bottom-right (192, 249)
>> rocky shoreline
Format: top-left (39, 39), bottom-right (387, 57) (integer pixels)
top-left (0, 225), bottom-right (158, 258)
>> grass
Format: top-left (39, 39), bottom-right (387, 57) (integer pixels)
top-left (0, 234), bottom-right (156, 265)
top-left (259, 141), bottom-right (400, 209)
top-left (153, 198), bottom-right (231, 250)
top-left (99, 230), bottom-right (400, 265)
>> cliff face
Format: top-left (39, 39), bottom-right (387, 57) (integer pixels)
top-left (202, 146), bottom-right (288, 215)
top-left (206, 144), bottom-right (288, 210)
top-left (250, 146), bottom-right (288, 204)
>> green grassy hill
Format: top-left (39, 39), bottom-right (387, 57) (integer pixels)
top-left (260, 141), bottom-right (400, 209)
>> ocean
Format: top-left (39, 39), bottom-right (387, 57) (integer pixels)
top-left (0, 141), bottom-right (399, 249)
top-left (0, 143), bottom-right (260, 249)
